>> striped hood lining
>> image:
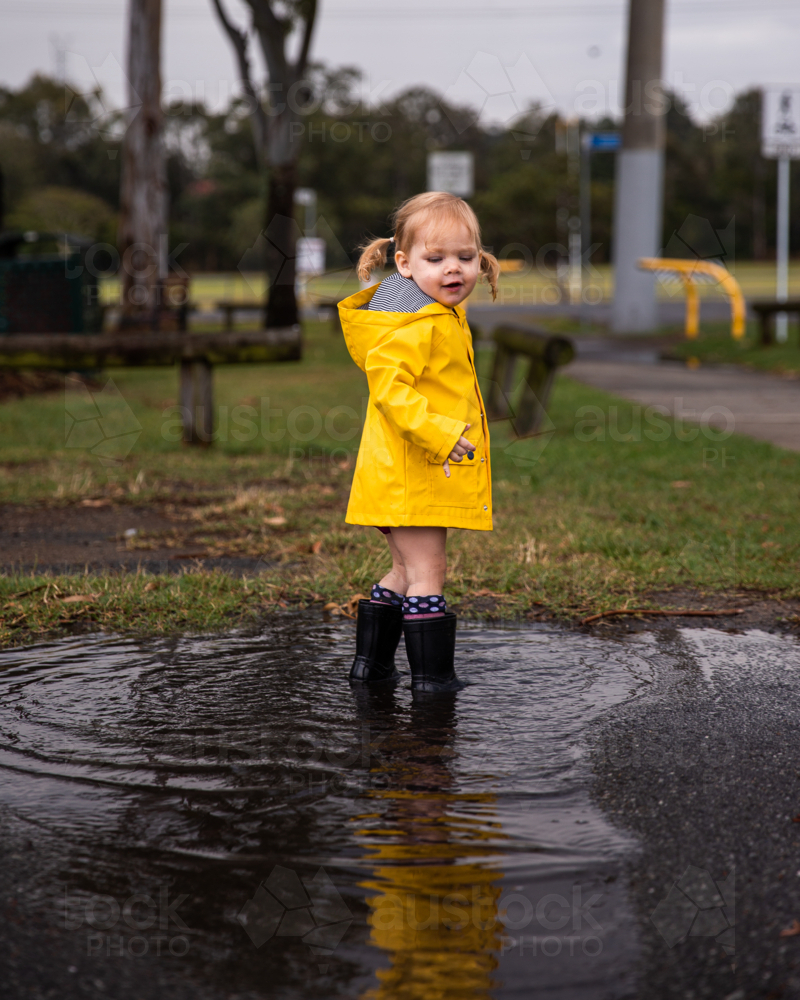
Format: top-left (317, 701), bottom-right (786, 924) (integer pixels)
top-left (359, 271), bottom-right (439, 312)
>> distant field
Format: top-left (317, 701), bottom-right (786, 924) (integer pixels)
top-left (98, 261), bottom-right (800, 315)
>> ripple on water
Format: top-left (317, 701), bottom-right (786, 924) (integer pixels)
top-left (0, 619), bottom-right (653, 999)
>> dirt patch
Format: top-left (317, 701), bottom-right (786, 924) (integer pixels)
top-left (0, 370), bottom-right (101, 403)
top-left (0, 502), bottom-right (269, 575)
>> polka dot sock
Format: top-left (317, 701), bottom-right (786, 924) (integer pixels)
top-left (370, 582), bottom-right (404, 608)
top-left (402, 594), bottom-right (446, 620)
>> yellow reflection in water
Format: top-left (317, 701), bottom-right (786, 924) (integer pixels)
top-left (354, 699), bottom-right (505, 1000)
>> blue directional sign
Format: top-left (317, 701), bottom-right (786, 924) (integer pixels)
top-left (587, 131), bottom-right (621, 151)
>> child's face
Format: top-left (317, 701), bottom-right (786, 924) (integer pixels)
top-left (394, 223), bottom-right (480, 307)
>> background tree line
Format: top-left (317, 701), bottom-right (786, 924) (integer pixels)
top-left (0, 70), bottom-right (794, 272)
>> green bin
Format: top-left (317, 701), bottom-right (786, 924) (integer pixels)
top-left (0, 252), bottom-right (101, 334)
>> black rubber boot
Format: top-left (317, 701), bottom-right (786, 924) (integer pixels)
top-left (403, 612), bottom-right (464, 694)
top-left (349, 600), bottom-right (403, 684)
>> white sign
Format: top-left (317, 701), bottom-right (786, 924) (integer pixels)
top-left (427, 151), bottom-right (474, 197)
top-left (762, 88), bottom-right (800, 159)
top-left (296, 237), bottom-right (325, 276)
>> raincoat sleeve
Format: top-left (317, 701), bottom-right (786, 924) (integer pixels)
top-left (364, 319), bottom-right (465, 463)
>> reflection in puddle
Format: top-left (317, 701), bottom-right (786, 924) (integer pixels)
top-left (0, 619), bottom-right (652, 998)
top-left (355, 695), bottom-right (503, 998)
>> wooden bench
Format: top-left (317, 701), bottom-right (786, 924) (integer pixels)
top-left (0, 327), bottom-right (301, 444)
top-left (482, 323), bottom-right (575, 437)
top-left (750, 299), bottom-right (800, 346)
top-left (212, 301), bottom-right (263, 332)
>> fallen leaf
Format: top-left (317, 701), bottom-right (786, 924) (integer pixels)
top-left (780, 920), bottom-right (800, 938)
top-left (264, 516), bottom-right (287, 526)
top-left (670, 480), bottom-right (693, 489)
top-left (60, 594), bottom-right (99, 603)
top-left (80, 498), bottom-right (111, 507)
top-left (791, 814), bottom-right (800, 823)
top-left (170, 552), bottom-right (209, 560)
top-left (311, 540), bottom-right (323, 554)
top-left (474, 588), bottom-right (505, 598)
top-left (278, 600), bottom-right (288, 608)
top-left (143, 582), bottom-right (159, 592)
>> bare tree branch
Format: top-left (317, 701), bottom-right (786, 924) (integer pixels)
top-left (248, 1), bottom-right (290, 86)
top-left (211, 0), bottom-right (318, 328)
top-left (296, 0), bottom-right (318, 76)
top-left (209, 0), bottom-right (266, 162)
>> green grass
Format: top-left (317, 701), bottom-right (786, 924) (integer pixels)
top-left (669, 318), bottom-right (800, 374)
top-left (1, 319), bottom-right (798, 646)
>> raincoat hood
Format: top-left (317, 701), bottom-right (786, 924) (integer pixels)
top-left (339, 284), bottom-right (467, 372)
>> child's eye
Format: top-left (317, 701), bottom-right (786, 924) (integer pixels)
top-left (460, 255), bottom-right (475, 262)
top-left (427, 256), bottom-right (443, 263)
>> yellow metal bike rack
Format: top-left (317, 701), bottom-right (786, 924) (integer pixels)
top-left (638, 257), bottom-right (746, 340)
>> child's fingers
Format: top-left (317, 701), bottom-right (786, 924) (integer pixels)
top-left (443, 459), bottom-right (451, 478)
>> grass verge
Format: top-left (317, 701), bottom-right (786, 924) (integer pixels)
top-left (668, 318), bottom-right (800, 374)
top-left (1, 320), bottom-right (798, 646)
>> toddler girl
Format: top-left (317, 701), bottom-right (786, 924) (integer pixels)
top-left (338, 192), bottom-right (498, 693)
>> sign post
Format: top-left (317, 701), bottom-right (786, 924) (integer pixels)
top-left (762, 88), bottom-right (800, 342)
top-left (580, 132), bottom-right (620, 310)
top-left (294, 187), bottom-right (317, 234)
top-left (295, 237), bottom-right (325, 306)
top-left (427, 152), bottom-right (474, 198)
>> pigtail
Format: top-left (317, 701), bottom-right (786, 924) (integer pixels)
top-left (479, 249), bottom-right (500, 302)
top-left (356, 237), bottom-right (392, 282)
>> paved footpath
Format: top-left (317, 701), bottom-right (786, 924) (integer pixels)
top-left (565, 358), bottom-right (800, 452)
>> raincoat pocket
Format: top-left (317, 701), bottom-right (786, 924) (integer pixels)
top-left (427, 458), bottom-right (478, 508)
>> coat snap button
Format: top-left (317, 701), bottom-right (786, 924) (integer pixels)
top-left (481, 457), bottom-right (485, 462)
top-left (467, 451), bottom-right (474, 460)
top-left (483, 505), bottom-right (488, 511)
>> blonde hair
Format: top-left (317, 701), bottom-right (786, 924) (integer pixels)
top-left (357, 192), bottom-right (499, 301)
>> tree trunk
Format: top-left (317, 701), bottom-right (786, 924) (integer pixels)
top-left (211, 0), bottom-right (317, 330)
top-left (118, 0), bottom-right (167, 330)
top-left (264, 163), bottom-right (299, 328)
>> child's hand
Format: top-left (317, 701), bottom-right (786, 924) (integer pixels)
top-left (443, 425), bottom-right (477, 478)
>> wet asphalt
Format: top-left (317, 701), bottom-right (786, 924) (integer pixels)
top-left (589, 624), bottom-right (800, 999)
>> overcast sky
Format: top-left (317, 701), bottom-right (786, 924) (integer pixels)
top-left (2, 0), bottom-right (799, 124)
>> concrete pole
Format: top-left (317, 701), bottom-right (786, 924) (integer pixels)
top-left (776, 155), bottom-right (790, 343)
top-left (611, 0), bottom-right (666, 334)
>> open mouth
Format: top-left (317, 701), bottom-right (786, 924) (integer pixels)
top-left (443, 281), bottom-right (463, 291)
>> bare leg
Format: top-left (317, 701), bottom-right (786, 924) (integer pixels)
top-left (377, 530), bottom-right (408, 595)
top-left (388, 526), bottom-right (447, 597)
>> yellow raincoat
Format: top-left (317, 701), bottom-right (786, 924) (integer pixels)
top-left (339, 284), bottom-right (492, 531)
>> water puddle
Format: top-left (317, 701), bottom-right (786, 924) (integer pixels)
top-left (0, 619), bottom-right (658, 998)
